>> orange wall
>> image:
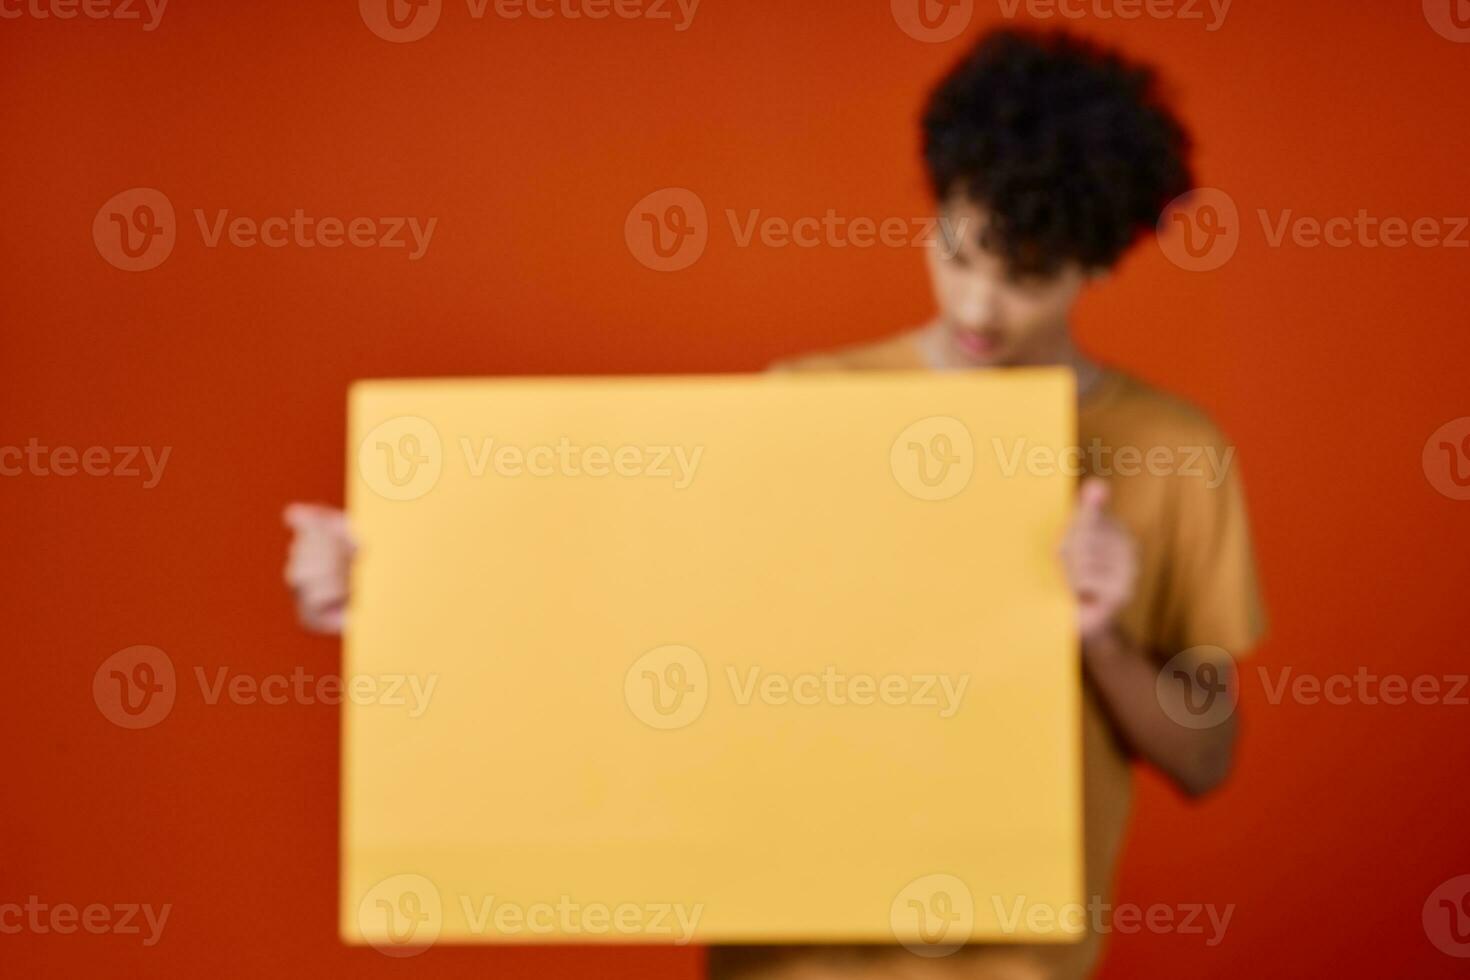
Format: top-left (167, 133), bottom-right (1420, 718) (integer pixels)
top-left (4, 0), bottom-right (1469, 976)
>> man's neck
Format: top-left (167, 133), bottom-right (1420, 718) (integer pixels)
top-left (1051, 335), bottom-right (1105, 397)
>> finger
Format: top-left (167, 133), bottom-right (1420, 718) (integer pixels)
top-left (1077, 477), bottom-right (1110, 520)
top-left (1076, 565), bottom-right (1126, 592)
top-left (317, 606), bottom-right (347, 634)
top-left (1079, 533), bottom-right (1132, 564)
top-left (1061, 525), bottom-right (1128, 565)
top-left (1058, 516), bottom-right (1094, 555)
top-left (286, 520), bottom-right (357, 563)
top-left (299, 567), bottom-right (347, 599)
top-left (287, 530), bottom-right (352, 564)
top-left (1066, 562), bottom-right (1125, 594)
top-left (286, 534), bottom-right (351, 578)
top-left (300, 602), bottom-right (347, 635)
top-left (284, 502), bottom-right (331, 529)
top-left (284, 503), bottom-right (350, 538)
top-left (296, 576), bottom-right (349, 610)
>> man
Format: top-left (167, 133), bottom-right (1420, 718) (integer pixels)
top-left (286, 28), bottom-right (1264, 979)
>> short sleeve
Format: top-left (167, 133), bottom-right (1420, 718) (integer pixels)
top-left (1160, 436), bottom-right (1267, 659)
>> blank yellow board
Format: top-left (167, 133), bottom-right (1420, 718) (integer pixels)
top-left (341, 370), bottom-right (1083, 951)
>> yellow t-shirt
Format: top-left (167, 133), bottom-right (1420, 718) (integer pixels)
top-left (710, 334), bottom-right (1266, 980)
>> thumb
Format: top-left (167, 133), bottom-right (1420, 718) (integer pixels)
top-left (284, 503), bottom-right (348, 536)
top-left (1078, 477), bottom-right (1110, 518)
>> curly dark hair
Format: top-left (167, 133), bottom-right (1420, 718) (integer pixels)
top-left (922, 28), bottom-right (1193, 276)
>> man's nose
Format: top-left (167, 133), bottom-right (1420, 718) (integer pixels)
top-left (951, 281), bottom-right (997, 328)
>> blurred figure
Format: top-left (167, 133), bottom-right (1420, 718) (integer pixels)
top-left (286, 28), bottom-right (1264, 980)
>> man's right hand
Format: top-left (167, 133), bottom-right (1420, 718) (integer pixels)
top-left (283, 503), bottom-right (354, 634)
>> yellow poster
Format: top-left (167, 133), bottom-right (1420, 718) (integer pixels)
top-left (341, 370), bottom-right (1082, 951)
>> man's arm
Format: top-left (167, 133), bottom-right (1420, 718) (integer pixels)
top-left (1082, 627), bottom-right (1238, 798)
top-left (1060, 478), bottom-right (1242, 798)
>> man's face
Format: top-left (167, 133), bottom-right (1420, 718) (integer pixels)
top-left (927, 196), bottom-right (1092, 367)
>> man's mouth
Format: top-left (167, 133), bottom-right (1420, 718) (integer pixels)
top-left (949, 326), bottom-right (1003, 361)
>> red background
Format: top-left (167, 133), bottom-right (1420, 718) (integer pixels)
top-left (3, 0), bottom-right (1468, 976)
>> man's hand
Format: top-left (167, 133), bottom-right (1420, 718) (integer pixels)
top-left (283, 503), bottom-right (354, 634)
top-left (1059, 477), bottom-right (1138, 645)
top-left (1058, 479), bottom-right (1239, 797)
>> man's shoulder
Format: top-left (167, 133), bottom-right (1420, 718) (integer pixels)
top-left (766, 330), bottom-right (927, 374)
top-left (1098, 370), bottom-right (1232, 450)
